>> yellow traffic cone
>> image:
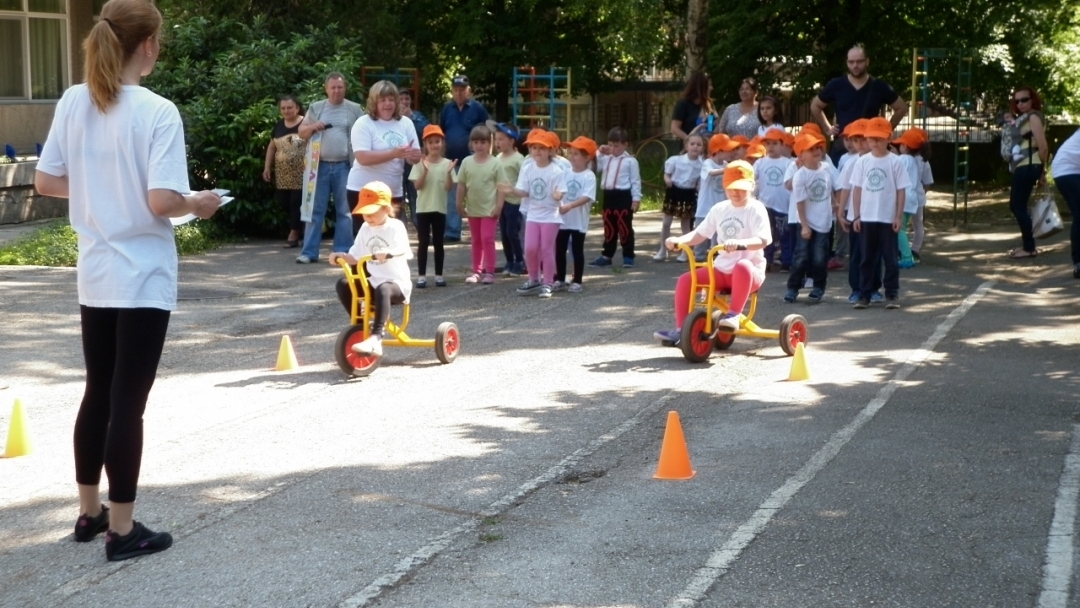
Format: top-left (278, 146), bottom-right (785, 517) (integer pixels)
top-left (654, 411), bottom-right (695, 480)
top-left (788, 342), bottom-right (811, 381)
top-left (3, 398), bottom-right (32, 458)
top-left (274, 336), bottom-right (299, 371)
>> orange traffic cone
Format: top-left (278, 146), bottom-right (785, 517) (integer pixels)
top-left (654, 410), bottom-right (695, 480)
top-left (3, 398), bottom-right (32, 458)
top-left (788, 342), bottom-right (811, 381)
top-left (274, 335), bottom-right (299, 371)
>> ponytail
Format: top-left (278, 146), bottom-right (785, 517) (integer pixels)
top-left (83, 0), bottom-right (161, 113)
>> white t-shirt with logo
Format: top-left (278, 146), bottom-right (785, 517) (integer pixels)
top-left (346, 217), bottom-right (414, 303)
top-left (37, 84), bottom-right (191, 310)
top-left (561, 169), bottom-right (596, 233)
top-left (696, 158), bottom-right (727, 219)
top-left (754, 156), bottom-right (793, 213)
top-left (347, 115), bottom-right (421, 195)
top-left (850, 153), bottom-right (911, 223)
top-left (837, 153), bottom-right (865, 221)
top-left (515, 161), bottom-right (565, 225)
top-left (692, 198), bottom-right (772, 275)
top-left (791, 165), bottom-right (836, 233)
top-left (786, 161), bottom-right (840, 223)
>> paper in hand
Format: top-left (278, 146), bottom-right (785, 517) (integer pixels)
top-left (171, 189), bottom-right (233, 226)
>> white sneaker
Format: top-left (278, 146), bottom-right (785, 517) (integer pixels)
top-left (351, 335), bottom-right (383, 357)
top-left (676, 252), bottom-right (688, 263)
top-left (567, 283), bottom-right (583, 293)
top-left (652, 250), bottom-right (667, 262)
top-left (551, 280), bottom-right (568, 292)
top-left (538, 284), bottom-right (553, 299)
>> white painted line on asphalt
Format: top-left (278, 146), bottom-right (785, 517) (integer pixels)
top-left (1037, 424), bottom-right (1080, 608)
top-left (338, 393), bottom-right (676, 608)
top-left (665, 280), bottom-right (997, 608)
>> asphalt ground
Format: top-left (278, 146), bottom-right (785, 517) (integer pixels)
top-left (1, 208), bottom-right (1078, 608)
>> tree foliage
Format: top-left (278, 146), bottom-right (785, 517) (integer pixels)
top-left (145, 9), bottom-right (365, 235)
top-left (706, 0), bottom-right (1080, 119)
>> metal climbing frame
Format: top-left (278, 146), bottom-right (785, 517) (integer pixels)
top-left (910, 48), bottom-right (973, 225)
top-left (510, 67), bottom-right (571, 142)
top-left (361, 66), bottom-right (421, 106)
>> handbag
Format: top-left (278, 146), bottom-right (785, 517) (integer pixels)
top-left (1030, 183), bottom-right (1063, 239)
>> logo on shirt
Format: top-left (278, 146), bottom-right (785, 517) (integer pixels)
top-left (808, 177), bottom-right (829, 203)
top-left (365, 234), bottom-right (391, 260)
top-left (529, 178), bottom-right (549, 200)
top-left (866, 168), bottom-right (887, 193)
top-left (566, 179), bottom-right (581, 202)
top-left (383, 130), bottom-right (406, 148)
top-left (718, 217), bottom-right (745, 240)
top-left (764, 166), bottom-right (784, 187)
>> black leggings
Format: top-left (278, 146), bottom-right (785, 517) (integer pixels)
top-left (74, 306), bottom-right (170, 503)
top-left (415, 212), bottom-right (446, 275)
top-left (555, 229), bottom-right (585, 284)
top-left (336, 278), bottom-right (405, 335)
top-left (275, 188), bottom-right (303, 233)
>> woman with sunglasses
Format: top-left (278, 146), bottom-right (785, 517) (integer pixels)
top-left (1006, 86), bottom-right (1049, 259)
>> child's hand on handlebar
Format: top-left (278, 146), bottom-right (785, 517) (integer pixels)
top-left (328, 252), bottom-right (357, 266)
top-left (721, 240), bottom-right (747, 252)
top-left (665, 236), bottom-right (681, 251)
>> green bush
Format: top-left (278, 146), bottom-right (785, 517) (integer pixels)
top-left (144, 12), bottom-right (365, 236)
top-left (0, 220), bottom-right (232, 267)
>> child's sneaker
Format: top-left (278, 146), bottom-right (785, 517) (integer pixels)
top-left (653, 329), bottom-right (680, 346)
top-left (352, 335), bottom-right (383, 357)
top-left (74, 505), bottom-right (109, 542)
top-left (652, 250), bottom-right (667, 262)
top-left (416, 277), bottom-right (427, 288)
top-left (567, 282), bottom-right (583, 293)
top-left (622, 256), bottom-right (635, 268)
top-left (827, 258), bottom-right (845, 270)
top-left (885, 296), bottom-right (900, 309)
top-left (465, 273), bottom-right (480, 284)
top-left (589, 256), bottom-right (612, 267)
top-left (481, 273), bottom-right (495, 284)
top-left (847, 291), bottom-right (859, 303)
top-left (105, 522), bottom-right (173, 561)
top-left (434, 276), bottom-right (447, 287)
top-left (516, 280), bottom-right (543, 295)
top-left (898, 259), bottom-right (915, 269)
top-left (853, 298), bottom-right (870, 310)
top-left (538, 284), bottom-right (553, 298)
top-left (676, 251), bottom-right (688, 263)
top-left (551, 280), bottom-right (568, 292)
top-left (807, 288), bottom-right (824, 303)
top-left (870, 291), bottom-right (884, 304)
top-left (783, 289), bottom-right (798, 303)
top-left (715, 312), bottom-right (741, 332)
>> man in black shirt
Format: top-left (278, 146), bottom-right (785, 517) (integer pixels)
top-left (811, 45), bottom-right (909, 164)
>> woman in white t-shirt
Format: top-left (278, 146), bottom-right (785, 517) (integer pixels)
top-left (34, 0), bottom-right (220, 562)
top-left (1050, 127), bottom-right (1080, 278)
top-left (347, 80), bottom-right (422, 234)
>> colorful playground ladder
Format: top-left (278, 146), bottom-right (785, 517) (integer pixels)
top-left (510, 66), bottom-right (571, 143)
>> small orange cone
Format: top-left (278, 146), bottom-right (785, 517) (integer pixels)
top-left (787, 342), bottom-right (811, 381)
top-left (654, 411), bottom-right (695, 480)
top-left (274, 336), bottom-right (299, 371)
top-left (3, 398), bottom-right (32, 458)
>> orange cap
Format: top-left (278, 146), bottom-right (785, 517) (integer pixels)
top-left (352, 181), bottom-right (393, 215)
top-left (761, 128), bottom-right (785, 142)
top-left (722, 160), bottom-right (756, 190)
top-left (892, 128), bottom-right (926, 150)
top-left (841, 120), bottom-right (866, 137)
top-left (562, 135), bottom-right (597, 158)
top-left (708, 133), bottom-right (740, 155)
top-left (731, 135), bottom-right (751, 147)
top-left (793, 132), bottom-right (825, 156)
top-left (863, 117), bottom-right (893, 139)
top-left (422, 124), bottom-right (445, 140)
top-left (781, 132), bottom-right (796, 147)
top-left (746, 143), bottom-right (766, 159)
top-left (800, 123), bottom-right (823, 136)
top-left (545, 131), bottom-right (561, 150)
top-left (524, 129), bottom-right (554, 148)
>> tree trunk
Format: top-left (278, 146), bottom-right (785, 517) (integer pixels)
top-left (686, 0), bottom-right (709, 77)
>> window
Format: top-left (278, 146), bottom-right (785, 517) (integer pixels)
top-left (0, 0), bottom-right (68, 101)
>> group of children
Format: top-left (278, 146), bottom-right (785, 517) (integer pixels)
top-left (652, 115), bottom-right (934, 344)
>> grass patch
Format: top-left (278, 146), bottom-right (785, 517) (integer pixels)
top-left (479, 533), bottom-right (504, 542)
top-left (0, 219), bottom-right (234, 267)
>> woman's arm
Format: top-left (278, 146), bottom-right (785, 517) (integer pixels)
top-left (262, 139), bottom-right (276, 182)
top-left (716, 105), bottom-right (732, 135)
top-left (670, 119), bottom-right (689, 142)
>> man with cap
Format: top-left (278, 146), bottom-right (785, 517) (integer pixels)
top-left (810, 45), bottom-right (908, 166)
top-left (439, 75), bottom-right (490, 241)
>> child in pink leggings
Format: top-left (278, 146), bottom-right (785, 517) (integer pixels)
top-left (456, 124), bottom-right (507, 284)
top-left (653, 160), bottom-right (772, 344)
top-left (506, 130), bottom-right (567, 298)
